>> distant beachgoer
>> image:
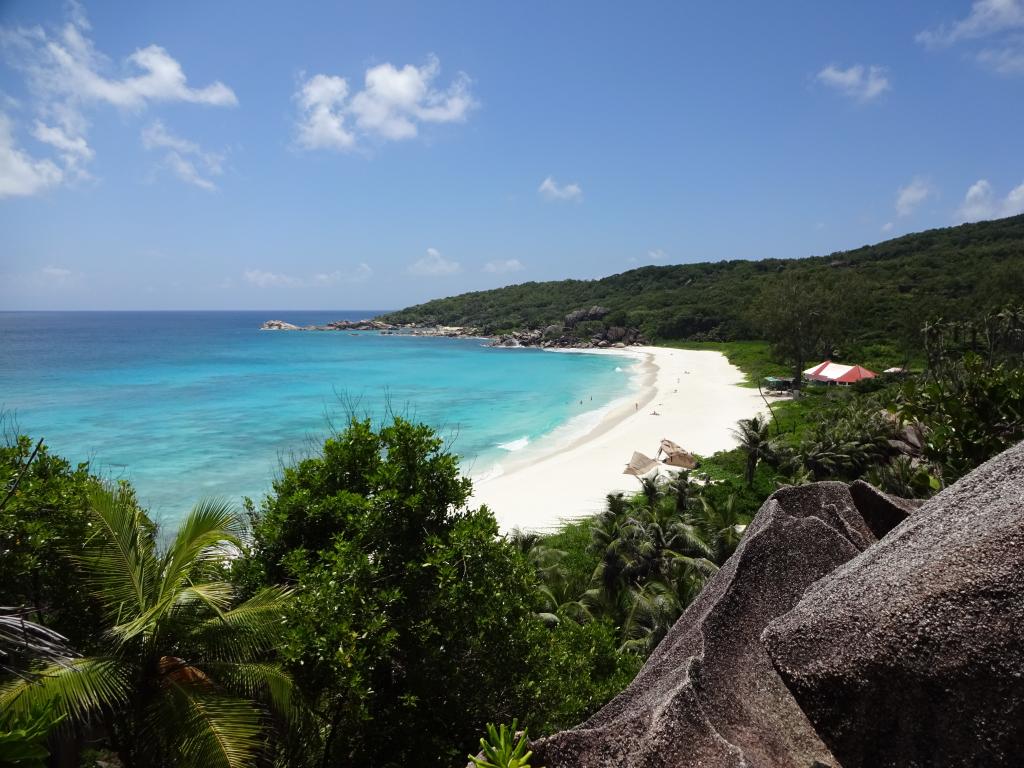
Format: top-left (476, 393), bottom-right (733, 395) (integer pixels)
top-left (650, 410), bottom-right (660, 416)
top-left (635, 402), bottom-right (638, 411)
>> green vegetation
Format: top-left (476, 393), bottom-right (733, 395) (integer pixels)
top-left (3, 220), bottom-right (1023, 765)
top-left (381, 215), bottom-right (1024, 366)
top-left (0, 485), bottom-right (298, 768)
top-left (236, 416), bottom-right (637, 766)
top-left (469, 720), bottom-right (540, 768)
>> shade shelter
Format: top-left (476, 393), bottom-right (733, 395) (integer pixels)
top-left (803, 360), bottom-right (877, 384)
top-left (657, 439), bottom-right (698, 469)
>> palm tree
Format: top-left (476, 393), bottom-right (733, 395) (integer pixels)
top-left (0, 484), bottom-right (300, 768)
top-left (732, 415), bottom-right (774, 486)
top-left (693, 494), bottom-right (749, 565)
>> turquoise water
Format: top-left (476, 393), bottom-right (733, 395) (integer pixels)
top-left (0, 311), bottom-right (632, 527)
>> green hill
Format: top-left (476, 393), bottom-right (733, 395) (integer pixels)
top-left (380, 215), bottom-right (1024, 355)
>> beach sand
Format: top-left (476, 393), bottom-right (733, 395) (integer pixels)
top-left (471, 346), bottom-right (765, 532)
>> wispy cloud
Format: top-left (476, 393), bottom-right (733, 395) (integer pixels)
top-left (0, 2), bottom-right (236, 195)
top-left (408, 247), bottom-right (460, 276)
top-left (0, 112), bottom-right (63, 198)
top-left (816, 64), bottom-right (891, 102)
top-left (312, 263), bottom-right (373, 285)
top-left (896, 177), bottom-right (933, 217)
top-left (628, 248), bottom-right (671, 265)
top-left (918, 0), bottom-right (1024, 46)
top-left (142, 120), bottom-right (223, 190)
top-left (918, 1), bottom-right (1024, 76)
top-left (41, 265), bottom-right (74, 280)
top-left (955, 178), bottom-right (1024, 222)
top-left (483, 258), bottom-right (524, 274)
top-left (244, 263), bottom-right (374, 288)
top-left (294, 55), bottom-right (475, 152)
top-left (538, 176), bottom-right (582, 202)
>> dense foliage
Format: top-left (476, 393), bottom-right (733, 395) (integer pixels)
top-left (515, 471), bottom-right (748, 659)
top-left (0, 433), bottom-right (105, 652)
top-left (238, 417), bottom-right (636, 766)
top-left (0, 485), bottom-right (298, 768)
top-left (381, 215), bottom-right (1024, 358)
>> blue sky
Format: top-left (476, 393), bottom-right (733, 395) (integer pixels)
top-left (1, 0), bottom-right (1023, 310)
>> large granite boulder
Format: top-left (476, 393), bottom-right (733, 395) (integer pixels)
top-left (763, 441), bottom-right (1024, 767)
top-left (532, 482), bottom-right (883, 768)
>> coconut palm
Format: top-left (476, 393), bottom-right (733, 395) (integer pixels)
top-left (693, 494), bottom-right (749, 565)
top-left (0, 484), bottom-right (300, 768)
top-left (732, 415), bottom-right (775, 486)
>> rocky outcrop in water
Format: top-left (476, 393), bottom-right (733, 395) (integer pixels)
top-left (533, 442), bottom-right (1024, 767)
top-left (260, 319), bottom-right (302, 330)
top-left (763, 442), bottom-right (1024, 767)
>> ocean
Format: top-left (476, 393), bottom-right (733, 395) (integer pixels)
top-left (0, 311), bottom-right (633, 528)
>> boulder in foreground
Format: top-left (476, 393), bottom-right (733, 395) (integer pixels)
top-left (532, 482), bottom-right (885, 768)
top-left (763, 441), bottom-right (1024, 767)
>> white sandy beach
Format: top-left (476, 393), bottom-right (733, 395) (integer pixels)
top-left (471, 346), bottom-right (765, 532)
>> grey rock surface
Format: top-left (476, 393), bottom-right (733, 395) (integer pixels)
top-left (532, 482), bottom-right (879, 768)
top-left (764, 441), bottom-right (1024, 767)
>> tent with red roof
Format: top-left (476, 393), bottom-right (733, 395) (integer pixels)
top-left (803, 360), bottom-right (877, 384)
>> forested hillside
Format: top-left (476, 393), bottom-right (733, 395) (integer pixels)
top-left (381, 215), bottom-right (1024, 352)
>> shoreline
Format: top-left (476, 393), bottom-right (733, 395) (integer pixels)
top-left (470, 346), bottom-right (765, 532)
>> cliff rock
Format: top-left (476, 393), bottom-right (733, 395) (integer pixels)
top-left (763, 441), bottom-right (1024, 767)
top-left (532, 482), bottom-right (882, 768)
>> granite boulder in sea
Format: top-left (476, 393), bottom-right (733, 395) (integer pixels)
top-left (531, 442), bottom-right (1024, 768)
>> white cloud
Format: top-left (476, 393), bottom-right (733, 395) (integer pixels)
top-left (483, 258), bottom-right (524, 274)
top-left (295, 74), bottom-right (355, 151)
top-left (41, 265), bottom-right (73, 280)
top-left (243, 269), bottom-right (301, 288)
top-left (312, 263), bottom-right (373, 285)
top-left (142, 120), bottom-right (223, 190)
top-left (164, 152), bottom-right (215, 191)
top-left (409, 247), bottom-right (460, 276)
top-left (32, 121), bottom-right (92, 160)
top-left (895, 177), bottom-right (933, 217)
top-left (244, 264), bottom-right (373, 288)
top-left (538, 176), bottom-right (583, 202)
top-left (918, 0), bottom-right (1024, 46)
top-left (881, 221), bottom-right (895, 233)
top-left (0, 3), bottom-right (236, 193)
top-left (294, 55), bottom-right (474, 151)
top-left (955, 178), bottom-right (1024, 221)
top-left (918, 1), bottom-right (1024, 76)
top-left (628, 248), bottom-right (672, 265)
top-left (0, 113), bottom-right (63, 198)
top-left (816, 64), bottom-right (891, 102)
top-left (976, 37), bottom-right (1024, 72)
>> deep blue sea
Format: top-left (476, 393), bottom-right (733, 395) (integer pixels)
top-left (0, 311), bottom-right (631, 527)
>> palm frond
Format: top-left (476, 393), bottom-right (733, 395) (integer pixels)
top-left (186, 586), bottom-right (293, 662)
top-left (0, 609), bottom-right (74, 665)
top-left (0, 658), bottom-right (132, 726)
top-left (81, 484), bottom-right (159, 625)
top-left (159, 499), bottom-right (244, 602)
top-left (164, 682), bottom-right (265, 768)
top-left (203, 662), bottom-right (304, 726)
